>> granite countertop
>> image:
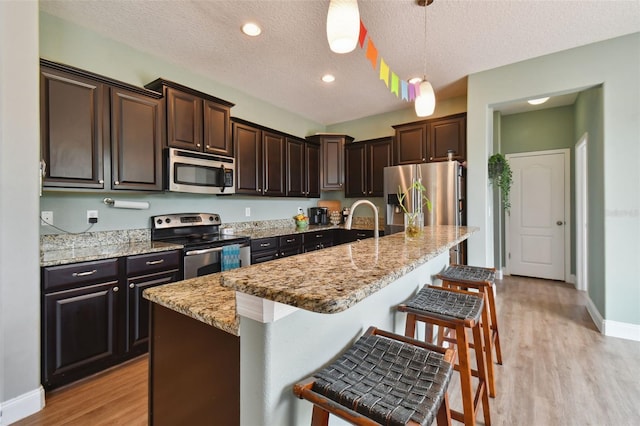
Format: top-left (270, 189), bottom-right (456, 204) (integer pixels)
top-left (220, 226), bottom-right (476, 314)
top-left (144, 275), bottom-right (240, 336)
top-left (242, 223), bottom-right (346, 239)
top-left (40, 241), bottom-right (183, 267)
top-left (143, 225), bottom-right (475, 335)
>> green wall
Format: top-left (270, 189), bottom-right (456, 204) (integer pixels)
top-left (501, 105), bottom-right (577, 275)
top-left (574, 86), bottom-right (605, 315)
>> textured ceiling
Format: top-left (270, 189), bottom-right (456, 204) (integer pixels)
top-left (40, 0), bottom-right (640, 125)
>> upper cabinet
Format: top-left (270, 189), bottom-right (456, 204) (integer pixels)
top-left (40, 60), bottom-right (164, 191)
top-left (345, 137), bottom-right (393, 198)
top-left (393, 113), bottom-right (466, 165)
top-left (306, 134), bottom-right (354, 191)
top-left (285, 137), bottom-right (320, 198)
top-left (144, 79), bottom-right (234, 157)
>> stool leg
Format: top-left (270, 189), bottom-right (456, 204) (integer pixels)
top-left (480, 292), bottom-right (497, 398)
top-left (472, 324), bottom-right (492, 426)
top-left (311, 405), bottom-right (329, 426)
top-left (436, 392), bottom-right (452, 426)
top-left (486, 287), bottom-right (503, 364)
top-left (405, 313), bottom-right (417, 339)
top-left (455, 323), bottom-right (477, 426)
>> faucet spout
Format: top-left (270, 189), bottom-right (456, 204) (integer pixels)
top-left (345, 199), bottom-right (379, 238)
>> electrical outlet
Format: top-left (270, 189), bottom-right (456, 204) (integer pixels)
top-left (245, 207), bottom-right (251, 217)
top-left (87, 210), bottom-right (99, 224)
top-left (41, 211), bottom-right (53, 226)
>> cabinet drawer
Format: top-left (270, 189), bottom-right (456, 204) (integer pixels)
top-left (251, 237), bottom-right (278, 252)
top-left (303, 231), bottom-right (334, 245)
top-left (127, 250), bottom-right (180, 276)
top-left (43, 258), bottom-right (120, 292)
top-left (279, 234), bottom-right (302, 248)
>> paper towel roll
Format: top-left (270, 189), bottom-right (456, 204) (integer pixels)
top-left (104, 198), bottom-right (150, 209)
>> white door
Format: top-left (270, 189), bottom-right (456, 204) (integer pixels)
top-left (506, 151), bottom-right (567, 281)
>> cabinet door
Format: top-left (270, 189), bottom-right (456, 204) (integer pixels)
top-left (368, 138), bottom-right (393, 196)
top-left (286, 137), bottom-right (305, 197)
top-left (40, 67), bottom-right (105, 189)
top-left (262, 131), bottom-right (286, 196)
top-left (234, 122), bottom-right (262, 194)
top-left (203, 100), bottom-right (232, 156)
top-left (43, 281), bottom-right (120, 390)
top-left (321, 136), bottom-right (345, 190)
top-left (305, 142), bottom-right (321, 198)
top-left (166, 87), bottom-right (203, 151)
top-left (111, 88), bottom-right (163, 191)
top-left (345, 143), bottom-right (367, 198)
top-left (127, 269), bottom-right (180, 356)
top-left (428, 114), bottom-right (466, 162)
top-left (395, 123), bottom-right (427, 165)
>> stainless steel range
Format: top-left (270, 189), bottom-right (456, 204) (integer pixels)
top-left (151, 213), bottom-right (250, 279)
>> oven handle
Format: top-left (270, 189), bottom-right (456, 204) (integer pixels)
top-left (185, 247), bottom-right (224, 256)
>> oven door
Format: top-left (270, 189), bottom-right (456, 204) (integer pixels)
top-left (168, 148), bottom-right (235, 195)
top-left (183, 245), bottom-right (250, 279)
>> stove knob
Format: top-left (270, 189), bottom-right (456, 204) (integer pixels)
top-left (156, 219), bottom-right (162, 225)
top-left (214, 215), bottom-right (220, 222)
top-left (166, 218), bottom-right (171, 224)
top-left (209, 216), bottom-right (214, 222)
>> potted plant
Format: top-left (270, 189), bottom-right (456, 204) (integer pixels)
top-left (397, 180), bottom-right (432, 237)
top-left (488, 153), bottom-right (513, 211)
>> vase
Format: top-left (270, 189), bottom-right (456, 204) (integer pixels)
top-left (404, 213), bottom-right (423, 238)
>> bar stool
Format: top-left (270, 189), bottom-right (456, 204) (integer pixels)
top-left (437, 265), bottom-right (503, 365)
top-left (398, 286), bottom-right (491, 426)
top-left (293, 326), bottom-right (455, 426)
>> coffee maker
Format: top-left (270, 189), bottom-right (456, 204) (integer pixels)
top-left (308, 207), bottom-right (328, 225)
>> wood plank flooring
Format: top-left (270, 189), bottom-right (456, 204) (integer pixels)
top-left (14, 275), bottom-right (640, 425)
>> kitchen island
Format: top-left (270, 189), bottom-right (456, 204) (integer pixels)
top-left (144, 225), bottom-right (476, 425)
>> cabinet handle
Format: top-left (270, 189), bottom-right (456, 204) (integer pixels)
top-left (286, 238), bottom-right (295, 243)
top-left (429, 157), bottom-right (433, 160)
top-left (72, 269), bottom-right (97, 277)
top-left (114, 181), bottom-right (120, 185)
top-left (99, 179), bottom-right (104, 184)
top-left (196, 143), bottom-right (201, 147)
top-left (206, 145), bottom-right (210, 148)
top-left (260, 243), bottom-right (271, 247)
top-left (129, 283), bottom-right (135, 289)
top-left (113, 286), bottom-right (119, 292)
top-left (422, 158), bottom-right (426, 161)
top-left (146, 259), bottom-right (165, 265)
top-left (316, 234), bottom-right (323, 238)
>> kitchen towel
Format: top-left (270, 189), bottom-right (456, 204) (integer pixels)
top-left (221, 244), bottom-right (241, 271)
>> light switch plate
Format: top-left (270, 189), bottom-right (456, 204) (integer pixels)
top-left (41, 211), bottom-right (53, 226)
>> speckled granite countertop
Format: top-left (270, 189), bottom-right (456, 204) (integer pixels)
top-left (220, 226), bottom-right (476, 314)
top-left (40, 241), bottom-right (183, 267)
top-left (144, 275), bottom-right (239, 336)
top-left (243, 223), bottom-right (345, 239)
top-left (143, 225), bottom-right (475, 334)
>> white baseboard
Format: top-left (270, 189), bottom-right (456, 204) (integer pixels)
top-left (0, 386), bottom-right (44, 425)
top-left (567, 274), bottom-right (576, 285)
top-left (585, 296), bottom-right (640, 342)
top-left (585, 296), bottom-right (604, 333)
top-left (495, 268), bottom-right (504, 280)
top-left (604, 319), bottom-right (640, 342)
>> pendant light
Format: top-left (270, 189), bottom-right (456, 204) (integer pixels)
top-left (326, 0), bottom-right (360, 54)
top-left (415, 0), bottom-right (436, 117)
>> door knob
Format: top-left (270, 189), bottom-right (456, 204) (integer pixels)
top-left (556, 221), bottom-right (564, 226)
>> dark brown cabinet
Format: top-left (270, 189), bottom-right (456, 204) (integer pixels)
top-left (345, 137), bottom-right (393, 198)
top-left (250, 235), bottom-right (303, 264)
top-left (41, 250), bottom-right (181, 390)
top-left (303, 230), bottom-right (336, 252)
top-left (286, 137), bottom-right (320, 198)
top-left (40, 60), bottom-right (164, 191)
top-left (145, 79), bottom-right (234, 156)
top-left (306, 134), bottom-right (354, 191)
top-left (262, 131), bottom-right (286, 197)
top-left (393, 113), bottom-right (466, 165)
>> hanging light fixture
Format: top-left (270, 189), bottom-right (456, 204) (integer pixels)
top-left (415, 0), bottom-right (436, 117)
top-left (326, 0), bottom-right (360, 54)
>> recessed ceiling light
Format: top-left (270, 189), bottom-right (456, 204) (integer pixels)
top-left (242, 22), bottom-right (261, 37)
top-left (527, 97), bottom-right (550, 105)
top-left (322, 74), bottom-right (335, 83)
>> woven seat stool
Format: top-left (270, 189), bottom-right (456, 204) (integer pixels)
top-left (293, 326), bottom-right (455, 426)
top-left (437, 264), bottom-right (502, 365)
top-left (398, 286), bottom-right (491, 426)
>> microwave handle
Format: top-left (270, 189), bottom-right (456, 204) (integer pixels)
top-left (220, 165), bottom-right (228, 193)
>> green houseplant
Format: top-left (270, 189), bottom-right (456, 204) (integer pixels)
top-left (488, 153), bottom-right (513, 211)
top-left (397, 180), bottom-right (432, 237)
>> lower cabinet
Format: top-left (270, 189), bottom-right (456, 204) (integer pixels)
top-left (250, 234), bottom-right (303, 264)
top-left (303, 230), bottom-right (336, 252)
top-left (41, 250), bottom-right (181, 390)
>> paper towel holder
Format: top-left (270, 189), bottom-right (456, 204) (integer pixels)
top-left (103, 198), bottom-right (150, 209)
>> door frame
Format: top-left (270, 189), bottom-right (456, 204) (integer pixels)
top-left (504, 148), bottom-right (572, 283)
top-left (575, 134), bottom-right (588, 291)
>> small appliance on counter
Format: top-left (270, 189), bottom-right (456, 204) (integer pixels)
top-left (308, 207), bottom-right (328, 225)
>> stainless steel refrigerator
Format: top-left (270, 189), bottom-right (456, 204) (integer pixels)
top-left (383, 162), bottom-right (465, 262)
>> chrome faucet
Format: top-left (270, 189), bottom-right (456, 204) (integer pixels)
top-left (345, 199), bottom-right (379, 238)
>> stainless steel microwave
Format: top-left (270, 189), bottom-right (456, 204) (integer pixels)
top-left (167, 148), bottom-right (236, 195)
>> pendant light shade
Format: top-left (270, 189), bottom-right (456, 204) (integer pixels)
top-left (415, 79), bottom-right (435, 117)
top-left (326, 0), bottom-right (360, 54)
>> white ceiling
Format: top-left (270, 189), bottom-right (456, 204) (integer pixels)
top-left (40, 0), bottom-right (640, 125)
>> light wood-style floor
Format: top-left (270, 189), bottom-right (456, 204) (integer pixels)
top-left (15, 275), bottom-right (640, 425)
